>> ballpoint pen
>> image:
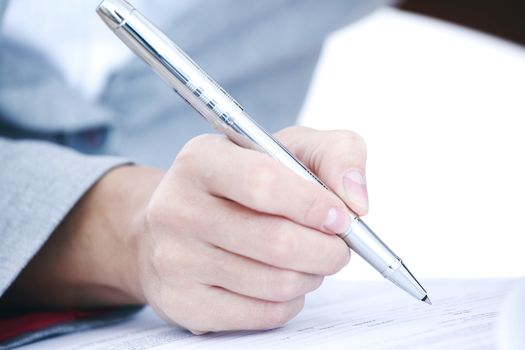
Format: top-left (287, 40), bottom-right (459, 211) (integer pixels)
top-left (97, 0), bottom-right (431, 304)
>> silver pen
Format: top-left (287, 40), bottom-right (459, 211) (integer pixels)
top-left (97, 0), bottom-right (431, 304)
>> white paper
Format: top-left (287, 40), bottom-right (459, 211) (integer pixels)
top-left (18, 279), bottom-right (512, 350)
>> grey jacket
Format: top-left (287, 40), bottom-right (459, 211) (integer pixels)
top-left (0, 0), bottom-right (388, 348)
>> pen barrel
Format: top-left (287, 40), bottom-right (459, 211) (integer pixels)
top-left (97, 0), bottom-right (427, 302)
top-left (341, 218), bottom-right (400, 272)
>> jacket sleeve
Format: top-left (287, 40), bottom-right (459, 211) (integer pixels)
top-left (0, 138), bottom-right (129, 297)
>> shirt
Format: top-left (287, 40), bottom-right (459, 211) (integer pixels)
top-left (2, 0), bottom-right (192, 100)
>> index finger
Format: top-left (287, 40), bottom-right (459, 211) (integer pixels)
top-left (189, 136), bottom-right (352, 235)
top-left (275, 126), bottom-right (369, 216)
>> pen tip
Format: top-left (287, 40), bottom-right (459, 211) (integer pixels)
top-left (422, 296), bottom-right (432, 305)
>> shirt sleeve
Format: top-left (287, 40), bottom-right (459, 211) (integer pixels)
top-left (0, 138), bottom-right (130, 297)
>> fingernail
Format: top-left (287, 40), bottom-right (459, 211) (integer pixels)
top-left (323, 207), bottom-right (351, 234)
top-left (343, 170), bottom-right (369, 212)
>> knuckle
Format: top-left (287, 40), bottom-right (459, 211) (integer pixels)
top-left (174, 135), bottom-right (218, 172)
top-left (248, 166), bottom-right (279, 206)
top-left (329, 130), bottom-right (367, 156)
top-left (325, 240), bottom-right (351, 275)
top-left (177, 135), bottom-right (207, 161)
top-left (261, 298), bottom-right (304, 329)
top-left (341, 130), bottom-right (367, 154)
top-left (264, 223), bottom-right (297, 264)
top-left (302, 188), bottom-right (330, 225)
top-left (171, 152), bottom-right (195, 177)
top-left (271, 271), bottom-right (305, 301)
top-left (175, 306), bottom-right (209, 332)
top-left (274, 125), bottom-right (309, 141)
top-left (183, 134), bottom-right (218, 151)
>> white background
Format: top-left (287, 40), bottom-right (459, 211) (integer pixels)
top-left (299, 8), bottom-right (525, 282)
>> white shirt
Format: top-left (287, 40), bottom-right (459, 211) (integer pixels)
top-left (2, 0), bottom-right (192, 100)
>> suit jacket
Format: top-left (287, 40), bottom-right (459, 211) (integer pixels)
top-left (0, 1), bottom-right (389, 348)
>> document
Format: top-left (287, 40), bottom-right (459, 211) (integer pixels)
top-left (18, 278), bottom-right (513, 350)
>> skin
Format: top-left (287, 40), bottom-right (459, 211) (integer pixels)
top-left (0, 126), bottom-right (368, 333)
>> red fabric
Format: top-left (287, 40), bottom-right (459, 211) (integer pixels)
top-left (0, 310), bottom-right (107, 342)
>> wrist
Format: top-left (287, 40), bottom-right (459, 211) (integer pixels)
top-left (8, 165), bottom-right (165, 309)
top-left (87, 165), bottom-right (164, 304)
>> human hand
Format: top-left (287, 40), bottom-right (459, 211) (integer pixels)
top-left (2, 127), bottom-right (368, 334)
top-left (133, 126), bottom-right (368, 333)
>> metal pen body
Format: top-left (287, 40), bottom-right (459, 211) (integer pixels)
top-left (97, 0), bottom-right (429, 303)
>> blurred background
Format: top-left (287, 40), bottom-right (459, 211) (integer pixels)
top-left (300, 0), bottom-right (525, 284)
top-left (399, 0), bottom-right (525, 47)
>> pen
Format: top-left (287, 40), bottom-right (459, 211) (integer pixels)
top-left (97, 0), bottom-right (431, 304)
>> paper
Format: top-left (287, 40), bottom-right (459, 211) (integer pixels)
top-left (18, 278), bottom-right (512, 350)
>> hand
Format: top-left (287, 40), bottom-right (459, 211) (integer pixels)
top-left (1, 127), bottom-right (368, 334)
top-left (135, 126), bottom-right (368, 332)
